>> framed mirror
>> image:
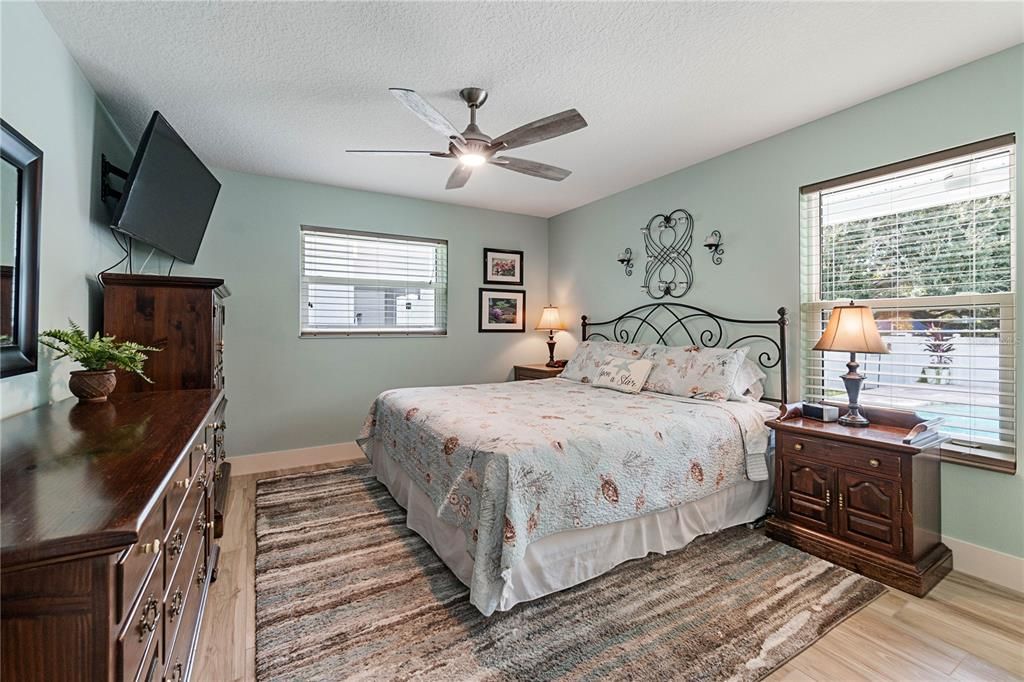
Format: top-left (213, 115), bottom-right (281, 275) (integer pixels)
top-left (1, 120), bottom-right (42, 378)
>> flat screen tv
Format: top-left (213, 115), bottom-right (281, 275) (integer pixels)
top-left (110, 111), bottom-right (220, 264)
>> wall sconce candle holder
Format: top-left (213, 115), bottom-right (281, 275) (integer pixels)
top-left (703, 230), bottom-right (724, 265)
top-left (617, 248), bottom-right (634, 276)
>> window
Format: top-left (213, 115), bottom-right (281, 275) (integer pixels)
top-left (300, 226), bottom-right (447, 336)
top-left (800, 135), bottom-right (1016, 463)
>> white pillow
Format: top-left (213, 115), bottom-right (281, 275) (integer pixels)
top-left (731, 356), bottom-right (767, 401)
top-left (561, 340), bottom-right (646, 384)
top-left (642, 345), bottom-right (749, 401)
top-left (593, 356), bottom-right (654, 394)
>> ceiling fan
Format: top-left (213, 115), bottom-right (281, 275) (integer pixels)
top-left (347, 87), bottom-right (588, 189)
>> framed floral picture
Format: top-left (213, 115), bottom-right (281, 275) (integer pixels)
top-left (478, 288), bottom-right (526, 333)
top-left (483, 248), bottom-right (524, 286)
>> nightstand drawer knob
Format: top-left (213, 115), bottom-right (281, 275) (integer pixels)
top-left (869, 458), bottom-right (880, 468)
top-left (793, 443), bottom-right (803, 451)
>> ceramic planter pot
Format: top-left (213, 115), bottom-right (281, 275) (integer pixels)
top-left (68, 369), bottom-right (117, 402)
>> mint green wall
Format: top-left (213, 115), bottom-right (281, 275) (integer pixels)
top-left (0, 1), bottom-right (133, 418)
top-left (549, 45), bottom-right (1024, 557)
top-left (169, 170), bottom-right (549, 455)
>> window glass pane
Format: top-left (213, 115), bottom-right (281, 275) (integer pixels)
top-left (801, 142), bottom-right (1016, 455)
top-left (300, 227), bottom-right (447, 335)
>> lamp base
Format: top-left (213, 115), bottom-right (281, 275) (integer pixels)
top-left (545, 333), bottom-right (557, 367)
top-left (838, 409), bottom-right (870, 427)
top-left (839, 352), bottom-right (870, 427)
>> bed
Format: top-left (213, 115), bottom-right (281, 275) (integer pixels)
top-left (358, 303), bottom-right (789, 616)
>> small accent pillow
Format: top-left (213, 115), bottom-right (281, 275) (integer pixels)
top-left (561, 340), bottom-right (646, 384)
top-left (731, 355), bottom-right (767, 401)
top-left (593, 356), bottom-right (654, 394)
top-left (642, 345), bottom-right (749, 401)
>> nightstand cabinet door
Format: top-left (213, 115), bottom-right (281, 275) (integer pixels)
top-left (837, 470), bottom-right (901, 555)
top-left (781, 457), bottom-right (835, 533)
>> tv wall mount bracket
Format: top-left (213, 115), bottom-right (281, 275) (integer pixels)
top-left (100, 154), bottom-right (128, 202)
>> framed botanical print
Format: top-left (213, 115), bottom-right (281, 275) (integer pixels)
top-left (478, 288), bottom-right (526, 333)
top-left (482, 248), bottom-right (524, 286)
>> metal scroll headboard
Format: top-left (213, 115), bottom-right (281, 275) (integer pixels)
top-left (581, 303), bottom-right (789, 403)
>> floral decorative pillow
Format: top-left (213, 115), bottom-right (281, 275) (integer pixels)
top-left (561, 340), bottom-right (646, 384)
top-left (593, 356), bottom-right (654, 394)
top-left (642, 345), bottom-right (749, 401)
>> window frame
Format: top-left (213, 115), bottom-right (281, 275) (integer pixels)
top-left (799, 135), bottom-right (1017, 473)
top-left (298, 224), bottom-right (449, 338)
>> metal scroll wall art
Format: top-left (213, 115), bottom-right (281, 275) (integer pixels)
top-left (641, 208), bottom-right (694, 299)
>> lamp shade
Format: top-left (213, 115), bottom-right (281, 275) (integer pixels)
top-left (535, 306), bottom-right (566, 331)
top-left (813, 303), bottom-right (889, 354)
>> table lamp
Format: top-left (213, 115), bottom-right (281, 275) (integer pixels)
top-left (535, 306), bottom-right (566, 367)
top-left (812, 301), bottom-right (889, 427)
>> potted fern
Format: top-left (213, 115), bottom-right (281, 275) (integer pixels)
top-left (40, 321), bottom-right (160, 402)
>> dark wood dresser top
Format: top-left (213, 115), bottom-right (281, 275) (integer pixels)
top-left (768, 417), bottom-right (923, 454)
top-left (1, 389), bottom-right (222, 569)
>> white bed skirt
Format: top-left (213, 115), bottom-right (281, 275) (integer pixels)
top-left (370, 445), bottom-right (772, 613)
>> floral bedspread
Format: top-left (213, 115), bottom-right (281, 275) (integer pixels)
top-left (357, 378), bottom-right (776, 615)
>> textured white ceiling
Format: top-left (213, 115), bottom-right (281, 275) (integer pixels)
top-left (39, 1), bottom-right (1023, 218)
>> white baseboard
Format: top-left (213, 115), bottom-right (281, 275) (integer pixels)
top-left (943, 535), bottom-right (1024, 594)
top-left (229, 441), bottom-right (366, 476)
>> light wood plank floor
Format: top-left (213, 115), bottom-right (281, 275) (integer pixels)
top-left (194, 461), bottom-right (1024, 682)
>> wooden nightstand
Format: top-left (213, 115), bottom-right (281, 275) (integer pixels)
top-left (513, 364), bottom-right (564, 381)
top-left (765, 410), bottom-right (952, 597)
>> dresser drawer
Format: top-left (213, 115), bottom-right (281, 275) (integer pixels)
top-left (164, 518), bottom-right (205, 666)
top-left (164, 471), bottom-right (207, 589)
top-left (117, 505), bottom-right (165, 623)
top-left (165, 451), bottom-right (195, 531)
top-left (780, 434), bottom-right (900, 479)
top-left (164, 539), bottom-right (208, 682)
top-left (118, 575), bottom-right (162, 682)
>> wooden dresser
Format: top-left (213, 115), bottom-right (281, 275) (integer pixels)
top-left (1, 390), bottom-right (225, 681)
top-left (765, 410), bottom-right (952, 597)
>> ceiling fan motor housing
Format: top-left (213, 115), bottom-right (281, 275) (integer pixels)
top-left (459, 87), bottom-right (488, 109)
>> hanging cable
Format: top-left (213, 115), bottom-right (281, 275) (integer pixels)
top-left (167, 256), bottom-right (176, 276)
top-left (97, 228), bottom-right (130, 287)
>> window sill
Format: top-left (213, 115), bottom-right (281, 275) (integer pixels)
top-left (940, 444), bottom-right (1016, 475)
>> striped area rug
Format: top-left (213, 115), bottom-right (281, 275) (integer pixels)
top-left (255, 464), bottom-right (885, 681)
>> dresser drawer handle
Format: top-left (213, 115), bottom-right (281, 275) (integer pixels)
top-left (167, 529), bottom-right (185, 559)
top-left (196, 512), bottom-right (208, 535)
top-left (839, 493), bottom-right (845, 510)
top-left (174, 477), bottom-right (191, 489)
top-left (168, 660), bottom-right (184, 682)
top-left (136, 595), bottom-right (159, 641)
top-left (868, 458), bottom-right (880, 468)
top-left (793, 443), bottom-right (803, 451)
top-left (138, 538), bottom-right (161, 555)
top-left (195, 442), bottom-right (209, 454)
top-left (825, 490), bottom-right (831, 507)
top-left (196, 562), bottom-right (208, 587)
top-left (196, 471), bottom-right (209, 491)
top-left (169, 588), bottom-right (185, 619)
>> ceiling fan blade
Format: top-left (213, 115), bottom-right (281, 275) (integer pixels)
top-left (446, 164), bottom-right (472, 190)
top-left (490, 156), bottom-right (571, 181)
top-left (491, 109), bottom-right (587, 151)
top-left (390, 88), bottom-right (466, 144)
top-left (346, 150), bottom-right (448, 156)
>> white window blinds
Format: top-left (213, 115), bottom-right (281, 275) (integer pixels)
top-left (800, 136), bottom-right (1016, 457)
top-left (300, 226), bottom-right (448, 336)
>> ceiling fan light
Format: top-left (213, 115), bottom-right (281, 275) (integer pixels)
top-left (460, 153), bottom-right (486, 167)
